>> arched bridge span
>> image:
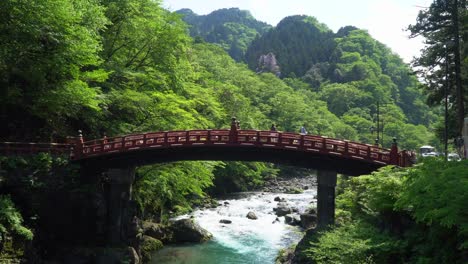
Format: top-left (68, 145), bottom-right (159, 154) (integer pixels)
top-left (73, 128), bottom-right (413, 176)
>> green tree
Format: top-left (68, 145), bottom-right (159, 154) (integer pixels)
top-left (0, 0), bottom-right (108, 140)
top-left (408, 0), bottom-right (467, 134)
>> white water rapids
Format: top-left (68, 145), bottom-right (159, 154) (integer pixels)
top-left (152, 189), bottom-right (317, 263)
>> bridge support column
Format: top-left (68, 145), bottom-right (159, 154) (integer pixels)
top-left (106, 167), bottom-right (137, 246)
top-left (317, 170), bottom-right (337, 229)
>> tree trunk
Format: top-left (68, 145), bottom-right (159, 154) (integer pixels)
top-left (452, 0), bottom-right (465, 134)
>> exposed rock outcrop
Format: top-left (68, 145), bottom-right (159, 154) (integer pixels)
top-left (256, 52), bottom-right (281, 76)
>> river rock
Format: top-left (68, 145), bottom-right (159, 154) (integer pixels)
top-left (126, 247), bottom-right (140, 264)
top-left (141, 236), bottom-right (163, 262)
top-left (219, 219), bottom-right (232, 224)
top-left (170, 218), bottom-right (213, 243)
top-left (274, 196), bottom-right (281, 202)
top-left (275, 202), bottom-right (292, 216)
top-left (285, 214), bottom-right (301, 226)
top-left (142, 221), bottom-right (169, 242)
top-left (246, 211), bottom-right (258, 220)
top-left (300, 213), bottom-right (317, 229)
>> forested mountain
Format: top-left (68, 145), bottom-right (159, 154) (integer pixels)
top-left (176, 8), bottom-right (271, 61)
top-left (245, 15), bottom-right (335, 77)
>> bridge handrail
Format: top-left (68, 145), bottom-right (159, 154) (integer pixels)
top-left (75, 129), bottom-right (396, 166)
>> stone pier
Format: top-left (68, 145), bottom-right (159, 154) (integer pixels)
top-left (317, 170), bottom-right (337, 229)
top-left (105, 167), bottom-right (137, 246)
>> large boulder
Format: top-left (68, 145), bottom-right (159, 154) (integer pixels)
top-left (142, 221), bottom-right (168, 242)
top-left (284, 214), bottom-right (301, 226)
top-left (141, 236), bottom-right (163, 262)
top-left (300, 213), bottom-right (317, 229)
top-left (170, 218), bottom-right (213, 243)
top-left (275, 202), bottom-right (292, 216)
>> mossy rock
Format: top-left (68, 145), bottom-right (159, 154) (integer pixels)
top-left (141, 235), bottom-right (163, 262)
top-left (285, 187), bottom-right (304, 194)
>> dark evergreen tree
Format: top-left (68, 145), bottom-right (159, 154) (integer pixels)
top-left (409, 0), bottom-right (467, 135)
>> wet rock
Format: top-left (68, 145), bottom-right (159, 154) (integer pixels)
top-left (300, 213), bottom-right (317, 229)
top-left (224, 201), bottom-right (230, 205)
top-left (170, 218), bottom-right (213, 243)
top-left (246, 211), bottom-right (258, 220)
top-left (274, 196), bottom-right (281, 202)
top-left (275, 202), bottom-right (292, 217)
top-left (141, 236), bottom-right (162, 262)
top-left (285, 214), bottom-right (301, 226)
top-left (126, 247), bottom-right (140, 264)
top-left (219, 219), bottom-right (232, 224)
top-left (142, 221), bottom-right (168, 242)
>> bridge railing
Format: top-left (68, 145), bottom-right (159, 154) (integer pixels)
top-left (77, 129), bottom-right (394, 166)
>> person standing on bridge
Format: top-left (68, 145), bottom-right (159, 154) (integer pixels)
top-left (270, 124), bottom-right (277, 131)
top-left (300, 125), bottom-right (307, 135)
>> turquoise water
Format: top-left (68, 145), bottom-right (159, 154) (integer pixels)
top-left (151, 191), bottom-right (315, 263)
top-left (152, 239), bottom-right (277, 264)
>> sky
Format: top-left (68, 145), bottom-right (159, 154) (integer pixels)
top-left (162, 0), bottom-right (433, 63)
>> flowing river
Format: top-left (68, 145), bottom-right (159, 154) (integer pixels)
top-left (151, 189), bottom-right (317, 263)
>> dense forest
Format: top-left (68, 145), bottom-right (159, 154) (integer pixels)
top-left (0, 0), bottom-right (466, 262)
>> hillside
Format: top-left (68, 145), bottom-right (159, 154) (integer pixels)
top-left (176, 8), bottom-right (271, 61)
top-left (180, 10), bottom-right (435, 148)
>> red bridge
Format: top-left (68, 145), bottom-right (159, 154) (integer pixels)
top-left (0, 121), bottom-right (414, 176)
top-left (0, 119), bottom-right (416, 243)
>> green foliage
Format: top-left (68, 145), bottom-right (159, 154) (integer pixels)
top-left (304, 160), bottom-right (468, 263)
top-left (306, 221), bottom-right (401, 264)
top-left (0, 0), bottom-right (108, 139)
top-left (211, 162), bottom-right (279, 194)
top-left (396, 159), bottom-right (468, 249)
top-left (0, 195), bottom-right (33, 241)
top-left (133, 161), bottom-right (219, 220)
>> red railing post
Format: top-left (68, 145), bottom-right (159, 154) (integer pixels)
top-left (230, 117), bottom-right (238, 144)
top-left (74, 130), bottom-right (84, 159)
top-left (389, 137), bottom-right (399, 165)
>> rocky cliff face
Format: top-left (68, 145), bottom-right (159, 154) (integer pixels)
top-left (256, 52), bottom-right (281, 76)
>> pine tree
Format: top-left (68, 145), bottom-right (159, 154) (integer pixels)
top-left (409, 0), bottom-right (467, 134)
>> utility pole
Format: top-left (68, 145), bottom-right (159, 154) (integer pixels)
top-left (376, 102), bottom-right (380, 146)
top-left (444, 46), bottom-right (449, 161)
